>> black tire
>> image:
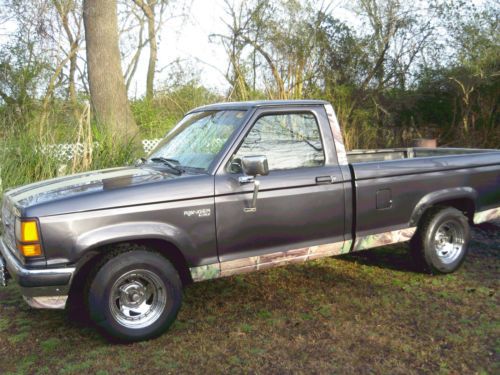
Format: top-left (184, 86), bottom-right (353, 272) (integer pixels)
top-left (87, 245), bottom-right (182, 342)
top-left (410, 206), bottom-right (471, 274)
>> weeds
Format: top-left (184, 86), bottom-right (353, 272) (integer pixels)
top-left (0, 97), bottom-right (184, 196)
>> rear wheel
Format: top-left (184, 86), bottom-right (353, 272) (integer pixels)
top-left (411, 207), bottom-right (471, 274)
top-left (87, 246), bottom-right (182, 342)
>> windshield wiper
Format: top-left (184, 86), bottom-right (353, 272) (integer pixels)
top-left (149, 157), bottom-right (184, 175)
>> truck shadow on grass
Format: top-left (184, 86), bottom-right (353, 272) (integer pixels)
top-left (338, 221), bottom-right (499, 275)
top-left (337, 244), bottom-right (418, 273)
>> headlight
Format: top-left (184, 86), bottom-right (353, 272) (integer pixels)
top-left (15, 218), bottom-right (43, 257)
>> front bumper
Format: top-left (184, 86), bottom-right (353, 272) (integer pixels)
top-left (0, 236), bottom-right (75, 309)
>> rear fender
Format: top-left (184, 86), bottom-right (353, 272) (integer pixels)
top-left (409, 187), bottom-right (477, 226)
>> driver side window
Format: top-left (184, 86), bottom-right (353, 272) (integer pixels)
top-left (229, 112), bottom-right (325, 172)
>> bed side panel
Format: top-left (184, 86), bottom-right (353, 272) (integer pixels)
top-left (351, 154), bottom-right (500, 237)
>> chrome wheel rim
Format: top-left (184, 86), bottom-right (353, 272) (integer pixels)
top-left (434, 221), bottom-right (464, 264)
top-left (109, 269), bottom-right (167, 329)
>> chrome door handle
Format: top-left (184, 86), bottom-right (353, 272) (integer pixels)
top-left (315, 176), bottom-right (335, 184)
top-left (238, 176), bottom-right (255, 184)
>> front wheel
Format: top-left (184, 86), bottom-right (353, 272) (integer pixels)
top-left (411, 207), bottom-right (471, 274)
top-left (87, 247), bottom-right (182, 342)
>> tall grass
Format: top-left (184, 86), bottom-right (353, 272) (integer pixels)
top-left (0, 89), bottom-right (209, 195)
top-left (0, 135), bottom-right (61, 191)
top-left (0, 130), bottom-right (140, 195)
top-left (0, 107), bottom-right (138, 196)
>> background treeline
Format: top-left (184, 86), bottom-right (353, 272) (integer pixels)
top-left (0, 0), bottom-right (498, 189)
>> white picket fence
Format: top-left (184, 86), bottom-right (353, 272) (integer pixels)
top-left (0, 139), bottom-right (163, 193)
top-left (38, 139), bottom-right (162, 161)
top-left (141, 139), bottom-right (162, 154)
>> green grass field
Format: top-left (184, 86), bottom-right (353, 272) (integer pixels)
top-left (0, 222), bottom-right (498, 374)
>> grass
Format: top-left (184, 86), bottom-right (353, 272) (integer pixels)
top-left (0, 97), bottom-right (186, 197)
top-left (0, 222), bottom-right (498, 374)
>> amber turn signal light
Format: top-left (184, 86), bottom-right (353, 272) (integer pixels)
top-left (21, 221), bottom-right (40, 242)
top-left (18, 243), bottom-right (42, 257)
top-left (15, 219), bottom-right (43, 257)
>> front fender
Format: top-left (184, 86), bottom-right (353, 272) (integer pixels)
top-left (74, 221), bottom-right (196, 261)
top-left (409, 187), bottom-right (477, 226)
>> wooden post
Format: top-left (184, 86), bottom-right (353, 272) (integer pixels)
top-left (412, 138), bottom-right (437, 148)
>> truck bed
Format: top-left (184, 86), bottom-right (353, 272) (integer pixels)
top-left (347, 148), bottom-right (500, 242)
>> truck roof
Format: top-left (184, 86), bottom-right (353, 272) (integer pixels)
top-left (188, 99), bottom-right (330, 113)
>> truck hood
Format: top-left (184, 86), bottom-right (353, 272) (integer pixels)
top-left (5, 166), bottom-right (174, 210)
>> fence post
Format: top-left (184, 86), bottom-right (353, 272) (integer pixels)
top-left (412, 138), bottom-right (437, 148)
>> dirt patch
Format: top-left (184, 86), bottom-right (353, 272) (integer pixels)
top-left (0, 222), bottom-right (498, 374)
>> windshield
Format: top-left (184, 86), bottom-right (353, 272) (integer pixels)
top-left (148, 110), bottom-right (247, 172)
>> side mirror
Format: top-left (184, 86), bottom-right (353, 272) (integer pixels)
top-left (241, 155), bottom-right (269, 177)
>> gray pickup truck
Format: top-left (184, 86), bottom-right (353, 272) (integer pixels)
top-left (1, 100), bottom-right (499, 341)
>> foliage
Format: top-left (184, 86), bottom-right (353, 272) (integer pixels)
top-left (0, 39), bottom-right (49, 122)
top-left (0, 119), bottom-right (136, 195)
top-left (0, 133), bottom-right (61, 191)
top-left (133, 79), bottom-right (223, 138)
top-left (210, 0), bottom-right (498, 149)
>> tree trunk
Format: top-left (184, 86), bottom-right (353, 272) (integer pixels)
top-left (52, 0), bottom-right (81, 119)
top-left (133, 0), bottom-right (157, 101)
top-left (68, 41), bottom-right (79, 119)
top-left (83, 0), bottom-right (139, 144)
top-left (145, 3), bottom-right (157, 101)
top-left (68, 48), bottom-right (77, 105)
top-left (241, 36), bottom-right (286, 99)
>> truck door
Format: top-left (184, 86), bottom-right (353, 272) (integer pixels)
top-left (214, 106), bottom-right (346, 264)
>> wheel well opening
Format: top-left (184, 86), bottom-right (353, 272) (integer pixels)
top-left (133, 239), bottom-right (192, 286)
top-left (69, 239), bottom-right (193, 304)
top-left (420, 198), bottom-right (475, 225)
top-left (437, 199), bottom-right (475, 221)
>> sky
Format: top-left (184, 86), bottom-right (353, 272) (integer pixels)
top-left (127, 0), bottom-right (231, 96)
top-left (128, 0), bottom-right (356, 97)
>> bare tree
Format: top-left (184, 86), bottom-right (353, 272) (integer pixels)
top-left (346, 0), bottom-right (438, 123)
top-left (210, 0), bottom-right (255, 100)
top-left (83, 0), bottom-right (139, 143)
top-left (119, 0), bottom-right (184, 100)
top-left (132, 0), bottom-right (158, 101)
top-left (215, 1), bottom-right (339, 100)
top-left (120, 6), bottom-right (148, 91)
top-left (51, 0), bottom-right (83, 112)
